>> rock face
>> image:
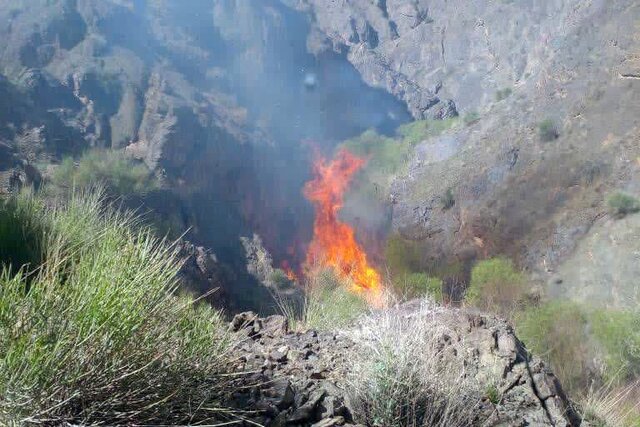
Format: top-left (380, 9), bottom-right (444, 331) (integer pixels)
top-left (229, 304), bottom-right (580, 426)
top-left (288, 0), bottom-right (640, 289)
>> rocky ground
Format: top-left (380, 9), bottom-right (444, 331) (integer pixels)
top-left (227, 302), bottom-right (580, 426)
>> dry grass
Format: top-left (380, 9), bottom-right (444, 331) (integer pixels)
top-left (345, 300), bottom-right (483, 427)
top-left (581, 381), bottom-right (640, 427)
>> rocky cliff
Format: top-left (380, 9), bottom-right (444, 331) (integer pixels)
top-left (228, 301), bottom-right (580, 426)
top-left (289, 0), bottom-right (640, 296)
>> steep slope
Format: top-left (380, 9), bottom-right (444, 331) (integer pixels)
top-left (292, 0), bottom-right (640, 293)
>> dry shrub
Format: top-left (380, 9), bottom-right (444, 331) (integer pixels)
top-left (346, 300), bottom-right (482, 427)
top-left (581, 381), bottom-right (640, 427)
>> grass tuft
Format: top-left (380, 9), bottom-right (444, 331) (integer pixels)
top-left (0, 188), bottom-right (237, 425)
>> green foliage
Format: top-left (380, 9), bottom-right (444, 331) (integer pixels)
top-left (340, 119), bottom-right (459, 201)
top-left (514, 301), bottom-right (590, 394)
top-left (495, 87), bottom-right (513, 101)
top-left (539, 119), bottom-right (559, 141)
top-left (0, 189), bottom-right (236, 425)
top-left (486, 383), bottom-right (501, 405)
top-left (591, 309), bottom-right (640, 382)
top-left (607, 192), bottom-right (640, 218)
top-left (395, 272), bottom-right (443, 302)
top-left (442, 187), bottom-right (455, 210)
top-left (384, 234), bottom-right (423, 277)
top-left (0, 191), bottom-right (46, 273)
top-left (463, 111), bottom-right (481, 126)
top-left (302, 268), bottom-right (368, 331)
top-left (52, 149), bottom-right (156, 196)
top-left (465, 258), bottom-right (526, 316)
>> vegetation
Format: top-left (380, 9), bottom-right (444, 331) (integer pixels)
top-left (52, 149), bottom-right (156, 196)
top-left (384, 234), bottom-right (424, 278)
top-left (463, 111), bottom-right (481, 126)
top-left (515, 301), bottom-right (591, 394)
top-left (341, 118), bottom-right (459, 201)
top-left (0, 189), bottom-right (237, 425)
top-left (465, 258), bottom-right (527, 317)
top-left (607, 192), bottom-right (640, 218)
top-left (591, 309), bottom-right (640, 382)
top-left (286, 268), bottom-right (368, 331)
top-left (346, 305), bottom-right (483, 426)
top-left (538, 119), bottom-right (560, 141)
top-left (495, 87), bottom-right (513, 101)
top-left (394, 272), bottom-right (443, 302)
top-left (581, 382), bottom-right (640, 427)
top-left (442, 187), bottom-right (455, 210)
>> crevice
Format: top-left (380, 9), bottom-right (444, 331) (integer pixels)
top-left (620, 72), bottom-right (640, 79)
top-left (524, 355), bottom-right (556, 425)
top-left (440, 26), bottom-right (447, 67)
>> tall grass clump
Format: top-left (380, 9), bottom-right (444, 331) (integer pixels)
top-left (0, 189), bottom-right (237, 425)
top-left (346, 301), bottom-right (482, 426)
top-left (52, 149), bottom-right (156, 196)
top-left (581, 381), bottom-right (640, 427)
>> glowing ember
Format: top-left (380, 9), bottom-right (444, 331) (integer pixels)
top-left (303, 148), bottom-right (383, 298)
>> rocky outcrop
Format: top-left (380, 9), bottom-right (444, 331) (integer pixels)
top-left (228, 303), bottom-right (580, 426)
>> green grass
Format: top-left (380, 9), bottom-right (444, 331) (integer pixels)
top-left (52, 149), bottom-right (156, 196)
top-left (607, 192), bottom-right (640, 219)
top-left (394, 272), bottom-right (443, 302)
top-left (279, 268), bottom-right (368, 331)
top-left (591, 309), bottom-right (640, 382)
top-left (515, 300), bottom-right (591, 394)
top-left (0, 189), bottom-right (237, 425)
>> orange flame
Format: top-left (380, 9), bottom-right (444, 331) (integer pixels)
top-left (303, 148), bottom-right (383, 299)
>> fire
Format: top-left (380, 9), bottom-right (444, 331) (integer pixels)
top-left (303, 148), bottom-right (383, 299)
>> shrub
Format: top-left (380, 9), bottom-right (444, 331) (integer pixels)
top-left (299, 268), bottom-right (369, 331)
top-left (52, 149), bottom-right (156, 196)
top-left (464, 258), bottom-right (526, 317)
top-left (346, 303), bottom-right (483, 426)
top-left (539, 119), bottom-right (559, 141)
top-left (607, 192), bottom-right (640, 219)
top-left (384, 234), bottom-right (423, 277)
top-left (442, 187), bottom-right (455, 210)
top-left (591, 309), bottom-right (640, 382)
top-left (514, 301), bottom-right (591, 394)
top-left (0, 189), bottom-right (237, 425)
top-left (395, 272), bottom-right (443, 302)
top-left (463, 111), bottom-right (481, 126)
top-left (396, 118), bottom-right (458, 146)
top-left (495, 87), bottom-right (513, 101)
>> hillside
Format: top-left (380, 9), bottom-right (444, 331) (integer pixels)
top-left (1, 1), bottom-right (640, 425)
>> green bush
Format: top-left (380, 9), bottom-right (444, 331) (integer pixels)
top-left (607, 192), bottom-right (640, 218)
top-left (52, 149), bottom-right (156, 196)
top-left (465, 258), bottom-right (526, 316)
top-left (0, 189), bottom-right (236, 425)
top-left (395, 272), bottom-right (443, 302)
top-left (515, 301), bottom-right (591, 394)
top-left (396, 118), bottom-right (458, 146)
top-left (539, 119), bottom-right (559, 141)
top-left (495, 87), bottom-right (513, 101)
